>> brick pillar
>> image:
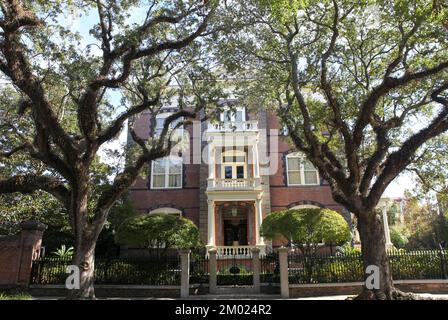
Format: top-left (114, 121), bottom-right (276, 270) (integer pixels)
top-left (17, 220), bottom-right (47, 286)
top-left (179, 249), bottom-right (190, 298)
top-left (278, 247), bottom-right (289, 298)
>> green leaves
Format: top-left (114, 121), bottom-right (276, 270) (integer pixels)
top-left (261, 208), bottom-right (351, 248)
top-left (114, 213), bottom-right (201, 250)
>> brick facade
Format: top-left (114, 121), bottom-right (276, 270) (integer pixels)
top-left (128, 108), bottom-right (347, 249)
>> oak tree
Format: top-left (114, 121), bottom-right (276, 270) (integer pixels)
top-left (0, 0), bottom-right (220, 299)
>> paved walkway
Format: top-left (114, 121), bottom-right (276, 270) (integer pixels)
top-left (31, 293), bottom-right (448, 300)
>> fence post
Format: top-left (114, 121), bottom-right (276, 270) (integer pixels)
top-left (278, 247), bottom-right (289, 298)
top-left (209, 248), bottom-right (217, 294)
top-left (179, 249), bottom-right (190, 298)
top-left (439, 248), bottom-right (448, 279)
top-left (252, 247), bottom-right (261, 293)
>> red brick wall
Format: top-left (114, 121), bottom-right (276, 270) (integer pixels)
top-left (0, 221), bottom-right (46, 287)
top-left (266, 111), bottom-right (344, 213)
top-left (129, 113), bottom-right (200, 225)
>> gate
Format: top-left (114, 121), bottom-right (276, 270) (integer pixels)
top-left (217, 251), bottom-right (253, 287)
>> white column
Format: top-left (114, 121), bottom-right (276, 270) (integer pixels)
top-left (252, 141), bottom-right (260, 178)
top-left (255, 198), bottom-right (264, 245)
top-left (382, 206), bottom-right (393, 249)
top-left (208, 144), bottom-right (215, 179)
top-left (207, 200), bottom-right (216, 248)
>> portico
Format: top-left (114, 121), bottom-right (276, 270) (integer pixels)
top-left (205, 191), bottom-right (266, 256)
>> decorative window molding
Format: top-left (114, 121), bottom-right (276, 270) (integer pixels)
top-left (150, 155), bottom-right (183, 189)
top-left (285, 152), bottom-right (320, 186)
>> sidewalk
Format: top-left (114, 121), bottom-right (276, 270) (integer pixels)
top-left (31, 293), bottom-right (448, 300)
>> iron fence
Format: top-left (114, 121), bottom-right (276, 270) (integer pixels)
top-left (288, 249), bottom-right (448, 284)
top-left (260, 252), bottom-right (280, 284)
top-left (30, 256), bottom-right (181, 286)
top-left (189, 248), bottom-right (209, 284)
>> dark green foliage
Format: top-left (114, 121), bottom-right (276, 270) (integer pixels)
top-left (261, 208), bottom-right (351, 254)
top-left (115, 213), bottom-right (201, 252)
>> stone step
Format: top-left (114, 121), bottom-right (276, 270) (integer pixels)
top-left (187, 293), bottom-right (282, 300)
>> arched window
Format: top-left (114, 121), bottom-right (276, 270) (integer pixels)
top-left (151, 155), bottom-right (182, 189)
top-left (290, 204), bottom-right (321, 210)
top-left (286, 152), bottom-right (319, 186)
top-left (149, 207), bottom-right (182, 216)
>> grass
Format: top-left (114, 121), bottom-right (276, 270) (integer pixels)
top-left (0, 290), bottom-right (32, 300)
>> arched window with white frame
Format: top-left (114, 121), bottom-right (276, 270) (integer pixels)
top-left (151, 155), bottom-right (182, 189)
top-left (286, 152), bottom-right (320, 186)
top-left (149, 207), bottom-right (182, 216)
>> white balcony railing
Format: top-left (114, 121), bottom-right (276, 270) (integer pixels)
top-left (207, 120), bottom-right (258, 132)
top-left (216, 245), bottom-right (254, 257)
top-left (207, 178), bottom-right (261, 190)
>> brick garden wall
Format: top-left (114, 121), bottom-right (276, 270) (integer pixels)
top-left (0, 221), bottom-right (46, 287)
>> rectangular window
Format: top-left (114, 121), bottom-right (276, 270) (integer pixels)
top-left (224, 166), bottom-right (232, 179)
top-left (151, 156), bottom-right (182, 189)
top-left (236, 166), bottom-right (244, 179)
top-left (287, 154), bottom-right (319, 186)
top-left (154, 114), bottom-right (184, 137)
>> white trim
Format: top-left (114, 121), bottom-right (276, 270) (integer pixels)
top-left (149, 207), bottom-right (182, 216)
top-left (219, 106), bottom-right (246, 123)
top-left (221, 149), bottom-right (247, 179)
top-left (154, 112), bottom-right (184, 137)
top-left (150, 155), bottom-right (183, 189)
top-left (286, 153), bottom-right (320, 186)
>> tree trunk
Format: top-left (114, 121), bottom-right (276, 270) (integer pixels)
top-left (356, 212), bottom-right (394, 299)
top-left (67, 236), bottom-right (96, 299)
top-left (66, 179), bottom-right (98, 299)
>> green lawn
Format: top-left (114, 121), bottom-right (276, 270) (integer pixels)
top-left (0, 292), bottom-right (32, 300)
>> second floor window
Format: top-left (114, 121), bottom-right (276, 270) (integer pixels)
top-left (154, 113), bottom-right (183, 137)
top-left (151, 156), bottom-right (182, 189)
top-left (220, 106), bottom-right (246, 124)
top-left (286, 153), bottom-right (320, 186)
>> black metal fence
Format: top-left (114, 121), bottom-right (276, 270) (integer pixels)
top-left (216, 253), bottom-right (253, 286)
top-left (189, 250), bottom-right (209, 284)
top-left (260, 252), bottom-right (280, 284)
top-left (30, 256), bottom-right (181, 286)
top-left (288, 249), bottom-right (448, 284)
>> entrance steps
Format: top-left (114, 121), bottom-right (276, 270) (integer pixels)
top-left (187, 286), bottom-right (282, 299)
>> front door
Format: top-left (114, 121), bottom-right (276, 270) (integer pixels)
top-left (223, 220), bottom-right (248, 246)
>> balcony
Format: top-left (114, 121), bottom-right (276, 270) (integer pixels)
top-left (207, 120), bottom-right (258, 132)
top-left (210, 246), bottom-right (266, 258)
top-left (207, 178), bottom-right (262, 191)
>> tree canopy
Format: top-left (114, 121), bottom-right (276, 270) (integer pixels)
top-left (215, 0), bottom-right (448, 299)
top-left (115, 213), bottom-right (201, 252)
top-left (261, 208), bottom-right (351, 255)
